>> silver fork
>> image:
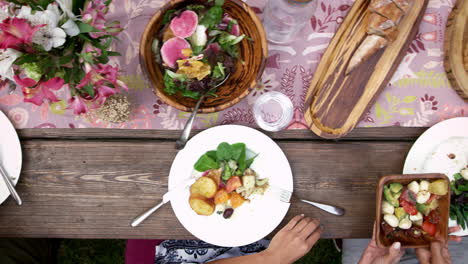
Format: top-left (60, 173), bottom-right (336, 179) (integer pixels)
top-left (269, 186), bottom-right (345, 216)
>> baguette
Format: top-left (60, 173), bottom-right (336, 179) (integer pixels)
top-left (346, 0), bottom-right (412, 74)
top-left (346, 35), bottom-right (388, 75)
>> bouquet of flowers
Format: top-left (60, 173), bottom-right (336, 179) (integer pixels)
top-left (0, 0), bottom-right (127, 115)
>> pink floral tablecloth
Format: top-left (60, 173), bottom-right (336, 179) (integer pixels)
top-left (0, 0), bottom-right (466, 129)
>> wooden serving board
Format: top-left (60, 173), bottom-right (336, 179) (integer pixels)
top-left (444, 0), bottom-right (468, 101)
top-left (304, 0), bottom-right (429, 139)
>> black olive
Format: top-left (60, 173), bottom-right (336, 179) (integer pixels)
top-left (223, 208), bottom-right (234, 219)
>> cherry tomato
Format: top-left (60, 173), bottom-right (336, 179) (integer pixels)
top-left (422, 221), bottom-right (437, 236)
top-left (400, 200), bottom-right (418, 215)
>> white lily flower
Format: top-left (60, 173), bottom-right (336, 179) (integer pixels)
top-left (22, 4), bottom-right (67, 51)
top-left (61, 19), bottom-right (80, 37)
top-left (0, 5), bottom-right (10, 21)
top-left (56, 0), bottom-right (75, 20)
top-left (0, 49), bottom-right (22, 81)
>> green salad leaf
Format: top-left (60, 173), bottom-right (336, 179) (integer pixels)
top-left (186, 4), bottom-right (205, 12)
top-left (212, 62), bottom-right (225, 79)
top-left (194, 154), bottom-right (219, 172)
top-left (200, 6), bottom-right (223, 29)
top-left (194, 142), bottom-right (257, 173)
top-left (162, 9), bottom-right (177, 24)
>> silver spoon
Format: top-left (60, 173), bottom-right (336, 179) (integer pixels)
top-left (175, 73), bottom-right (231, 150)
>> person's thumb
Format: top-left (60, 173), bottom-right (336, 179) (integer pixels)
top-left (382, 242), bottom-right (404, 264)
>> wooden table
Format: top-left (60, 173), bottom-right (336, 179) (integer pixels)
top-left (0, 127), bottom-right (426, 240)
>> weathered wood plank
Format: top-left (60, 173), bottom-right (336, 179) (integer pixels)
top-left (17, 127), bottom-right (427, 141)
top-left (0, 138), bottom-right (413, 239)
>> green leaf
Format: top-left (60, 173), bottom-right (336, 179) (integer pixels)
top-left (230, 143), bottom-right (245, 161)
top-left (192, 45), bottom-right (204, 55)
top-left (215, 0), bottom-right (225, 6)
top-left (107, 51), bottom-right (121, 56)
top-left (216, 142), bottom-right (232, 161)
top-left (181, 90), bottom-right (200, 99)
top-left (163, 71), bottom-right (177, 95)
top-left (162, 9), bottom-right (176, 25)
top-left (245, 154), bottom-right (258, 168)
top-left (82, 84), bottom-right (95, 97)
top-left (200, 6), bottom-right (223, 29)
top-left (206, 150), bottom-right (218, 162)
top-left (403, 96), bottom-right (417, 103)
top-left (14, 54), bottom-right (37, 65)
top-left (212, 62), bottom-right (225, 79)
top-left (58, 55), bottom-right (75, 65)
top-left (78, 22), bottom-right (100, 33)
top-left (186, 4), bottom-right (205, 11)
top-left (222, 165), bottom-right (232, 181)
top-left (194, 154), bottom-right (219, 172)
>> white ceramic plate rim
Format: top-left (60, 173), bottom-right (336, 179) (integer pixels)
top-left (168, 125), bottom-right (293, 247)
top-left (403, 117), bottom-right (468, 236)
top-left (0, 110), bottom-right (22, 204)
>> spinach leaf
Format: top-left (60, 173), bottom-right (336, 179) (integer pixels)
top-left (245, 154), bottom-right (258, 168)
top-left (206, 150), bottom-right (218, 161)
top-left (194, 153), bottom-right (219, 172)
top-left (216, 142), bottom-right (232, 161)
top-left (238, 150), bottom-right (246, 172)
top-left (230, 143), bottom-right (245, 161)
top-left (200, 6), bottom-right (223, 29)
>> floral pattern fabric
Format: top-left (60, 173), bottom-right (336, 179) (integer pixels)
top-left (155, 239), bottom-right (269, 264)
top-left (0, 0), bottom-right (466, 129)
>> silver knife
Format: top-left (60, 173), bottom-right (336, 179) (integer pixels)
top-left (131, 177), bottom-right (196, 227)
top-left (0, 164), bottom-right (22, 205)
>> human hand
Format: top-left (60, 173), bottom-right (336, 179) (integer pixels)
top-left (358, 223), bottom-right (405, 264)
top-left (262, 214), bottom-right (321, 264)
top-left (415, 226), bottom-right (463, 264)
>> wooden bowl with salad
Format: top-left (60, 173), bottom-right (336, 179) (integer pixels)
top-left (140, 0), bottom-right (267, 113)
top-left (376, 174), bottom-right (450, 248)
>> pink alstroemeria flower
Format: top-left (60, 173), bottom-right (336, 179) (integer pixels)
top-left (94, 85), bottom-right (117, 104)
top-left (14, 75), bottom-right (64, 106)
top-left (68, 96), bottom-right (88, 115)
top-left (0, 18), bottom-right (43, 49)
top-left (81, 0), bottom-right (121, 39)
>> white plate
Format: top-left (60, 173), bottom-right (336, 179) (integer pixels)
top-left (0, 110), bottom-right (22, 204)
top-left (403, 117), bottom-right (468, 236)
top-left (169, 125), bottom-right (293, 247)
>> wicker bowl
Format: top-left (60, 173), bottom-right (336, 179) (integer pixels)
top-left (140, 0), bottom-right (267, 113)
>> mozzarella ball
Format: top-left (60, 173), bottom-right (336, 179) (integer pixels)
top-left (409, 212), bottom-right (423, 222)
top-left (419, 180), bottom-right (430, 191)
top-left (384, 214), bottom-right (399, 228)
top-left (398, 217), bottom-right (412, 229)
top-left (408, 181), bottom-right (420, 194)
top-left (416, 191), bottom-right (431, 204)
top-left (382, 201), bottom-right (395, 215)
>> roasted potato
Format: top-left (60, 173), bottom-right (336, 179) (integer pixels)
top-left (230, 192), bottom-right (246, 209)
top-left (190, 176), bottom-right (218, 198)
top-left (214, 188), bottom-right (230, 205)
top-left (189, 194), bottom-right (215, 216)
top-left (206, 169), bottom-right (222, 186)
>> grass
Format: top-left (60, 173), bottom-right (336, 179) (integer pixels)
top-left (57, 238), bottom-right (340, 263)
top-left (295, 239), bottom-right (342, 264)
top-left (57, 239), bottom-right (125, 264)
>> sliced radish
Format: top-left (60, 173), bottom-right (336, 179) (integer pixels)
top-left (170, 10), bottom-right (198, 38)
top-left (160, 37), bottom-right (190, 68)
top-left (230, 24), bottom-right (240, 36)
